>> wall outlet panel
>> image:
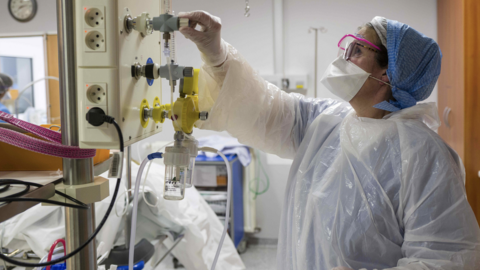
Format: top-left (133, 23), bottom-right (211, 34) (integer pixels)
top-left (75, 0), bottom-right (163, 149)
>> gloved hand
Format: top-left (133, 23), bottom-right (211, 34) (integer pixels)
top-left (331, 267), bottom-right (354, 270)
top-left (178, 11), bottom-right (228, 67)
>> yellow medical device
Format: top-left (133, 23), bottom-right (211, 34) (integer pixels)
top-left (141, 69), bottom-right (207, 134)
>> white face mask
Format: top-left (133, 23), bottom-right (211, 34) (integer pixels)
top-left (320, 56), bottom-right (371, 102)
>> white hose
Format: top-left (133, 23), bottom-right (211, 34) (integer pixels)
top-left (142, 141), bottom-right (174, 207)
top-left (14, 76), bottom-right (59, 117)
top-left (115, 187), bottom-right (133, 217)
top-left (199, 147), bottom-right (232, 270)
top-left (128, 147), bottom-right (230, 270)
top-left (128, 157), bottom-right (150, 270)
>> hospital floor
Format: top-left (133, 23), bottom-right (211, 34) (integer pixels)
top-left (156, 243), bottom-right (278, 270)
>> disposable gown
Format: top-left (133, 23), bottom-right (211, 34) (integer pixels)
top-left (196, 42), bottom-right (480, 270)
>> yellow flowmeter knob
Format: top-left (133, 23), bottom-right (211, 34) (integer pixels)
top-left (172, 96), bottom-right (200, 134)
top-left (180, 69), bottom-right (200, 96)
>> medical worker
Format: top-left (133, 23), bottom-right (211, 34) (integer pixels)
top-left (179, 12), bottom-right (480, 270)
top-left (0, 73), bottom-right (13, 123)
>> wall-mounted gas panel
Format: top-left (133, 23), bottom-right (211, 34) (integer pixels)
top-left (75, 0), bottom-right (163, 149)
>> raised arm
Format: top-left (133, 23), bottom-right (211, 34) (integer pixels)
top-left (179, 11), bottom-right (348, 158)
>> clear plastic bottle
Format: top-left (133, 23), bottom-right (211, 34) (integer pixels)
top-left (163, 145), bottom-right (190, 200)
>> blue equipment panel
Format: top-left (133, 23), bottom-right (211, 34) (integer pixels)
top-left (195, 154), bottom-right (244, 248)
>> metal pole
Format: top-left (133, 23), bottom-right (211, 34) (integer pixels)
top-left (124, 146), bottom-right (132, 249)
top-left (313, 29), bottom-right (318, 98)
top-left (43, 33), bottom-right (51, 123)
top-left (309, 27), bottom-right (327, 98)
top-left (57, 0), bottom-right (97, 269)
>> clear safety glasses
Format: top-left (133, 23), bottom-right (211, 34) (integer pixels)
top-left (337, 34), bottom-right (382, 61)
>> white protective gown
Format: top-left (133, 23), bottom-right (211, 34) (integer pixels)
top-left (196, 42), bottom-right (480, 270)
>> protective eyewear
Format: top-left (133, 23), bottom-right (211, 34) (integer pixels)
top-left (337, 34), bottom-right (382, 61)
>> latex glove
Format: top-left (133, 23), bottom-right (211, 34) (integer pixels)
top-left (331, 268), bottom-right (354, 270)
top-left (178, 10), bottom-right (228, 67)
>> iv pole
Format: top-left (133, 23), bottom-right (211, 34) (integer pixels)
top-left (57, 0), bottom-right (97, 269)
top-left (309, 27), bottom-right (327, 99)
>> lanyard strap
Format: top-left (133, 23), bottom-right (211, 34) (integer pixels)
top-left (0, 112), bottom-right (96, 159)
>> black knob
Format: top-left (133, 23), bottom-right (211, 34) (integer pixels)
top-left (131, 65), bottom-right (136, 78)
top-left (145, 64), bottom-right (156, 80)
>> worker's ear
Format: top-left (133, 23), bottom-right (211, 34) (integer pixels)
top-left (380, 69), bottom-right (390, 85)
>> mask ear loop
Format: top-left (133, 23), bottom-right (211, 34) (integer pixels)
top-left (368, 75), bottom-right (393, 87)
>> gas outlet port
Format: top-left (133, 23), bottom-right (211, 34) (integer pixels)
top-left (85, 7), bottom-right (104, 27)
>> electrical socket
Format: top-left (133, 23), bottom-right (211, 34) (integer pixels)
top-left (86, 83), bottom-right (107, 105)
top-left (85, 30), bottom-right (106, 51)
top-left (84, 7), bottom-right (104, 28)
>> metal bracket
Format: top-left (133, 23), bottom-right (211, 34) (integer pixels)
top-left (44, 176), bottom-right (110, 205)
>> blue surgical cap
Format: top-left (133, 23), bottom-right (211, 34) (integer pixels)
top-left (371, 18), bottom-right (442, 112)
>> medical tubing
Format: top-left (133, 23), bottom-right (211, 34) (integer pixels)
top-left (165, 58), bottom-right (193, 141)
top-left (167, 57), bottom-right (174, 114)
top-left (14, 76), bottom-right (59, 117)
top-left (115, 186), bottom-right (132, 217)
top-left (142, 141), bottom-right (175, 207)
top-left (0, 119), bottom-right (124, 268)
top-left (141, 160), bottom-right (157, 207)
top-left (46, 239), bottom-right (66, 270)
top-left (199, 147), bottom-right (232, 270)
top-left (128, 153), bottom-right (163, 270)
top-left (166, 57), bottom-right (193, 140)
top-left (249, 150), bottom-right (270, 199)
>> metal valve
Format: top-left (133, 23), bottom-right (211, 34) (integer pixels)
top-left (124, 13), bottom-right (153, 36)
top-left (199, 111), bottom-right (209, 121)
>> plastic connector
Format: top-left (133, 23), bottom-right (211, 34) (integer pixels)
top-left (147, 152), bottom-right (163, 160)
top-left (86, 107), bottom-right (115, 126)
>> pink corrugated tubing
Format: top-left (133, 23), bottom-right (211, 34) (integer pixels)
top-left (0, 111), bottom-right (96, 159)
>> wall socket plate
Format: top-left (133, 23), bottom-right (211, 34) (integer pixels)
top-left (85, 83), bottom-right (107, 105)
top-left (84, 30), bottom-right (106, 52)
top-left (75, 0), bottom-right (163, 149)
top-left (84, 6), bottom-right (105, 28)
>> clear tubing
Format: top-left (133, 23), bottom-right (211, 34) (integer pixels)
top-left (128, 157), bottom-right (150, 270)
top-left (161, 0), bottom-right (172, 14)
top-left (167, 57), bottom-right (174, 113)
top-left (199, 147), bottom-right (232, 270)
top-left (185, 157), bottom-right (196, 188)
top-left (142, 141), bottom-right (175, 207)
top-left (14, 76), bottom-right (59, 117)
top-left (114, 186), bottom-right (131, 217)
top-left (166, 56), bottom-right (189, 138)
top-left (170, 32), bottom-right (177, 64)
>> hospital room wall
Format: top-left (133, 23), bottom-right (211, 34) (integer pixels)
top-left (0, 0), bottom-right (438, 241)
top-left (0, 0), bottom-right (57, 33)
